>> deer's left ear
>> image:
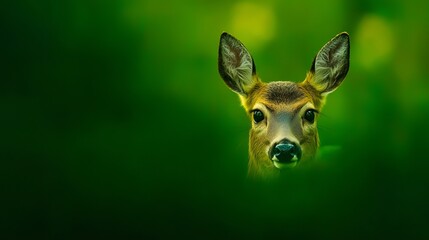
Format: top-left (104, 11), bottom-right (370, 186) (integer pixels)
top-left (307, 32), bottom-right (350, 95)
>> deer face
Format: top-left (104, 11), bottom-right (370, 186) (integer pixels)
top-left (245, 81), bottom-right (321, 172)
top-left (218, 32), bottom-right (350, 177)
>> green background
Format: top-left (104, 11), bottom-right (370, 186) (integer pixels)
top-left (2, 0), bottom-right (429, 238)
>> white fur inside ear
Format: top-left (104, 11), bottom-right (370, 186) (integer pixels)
top-left (221, 38), bottom-right (253, 91)
top-left (314, 37), bottom-right (348, 93)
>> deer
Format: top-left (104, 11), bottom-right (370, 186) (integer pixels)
top-left (218, 32), bottom-right (350, 178)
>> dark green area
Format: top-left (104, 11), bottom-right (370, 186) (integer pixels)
top-left (2, 0), bottom-right (429, 238)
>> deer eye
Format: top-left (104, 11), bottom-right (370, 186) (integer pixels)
top-left (304, 110), bottom-right (316, 123)
top-left (252, 110), bottom-right (264, 123)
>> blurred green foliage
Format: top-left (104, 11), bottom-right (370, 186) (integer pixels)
top-left (2, 0), bottom-right (429, 238)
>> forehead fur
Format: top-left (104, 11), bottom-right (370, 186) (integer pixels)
top-left (265, 82), bottom-right (305, 104)
top-left (243, 77), bottom-right (324, 111)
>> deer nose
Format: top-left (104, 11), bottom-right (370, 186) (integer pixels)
top-left (271, 140), bottom-right (302, 163)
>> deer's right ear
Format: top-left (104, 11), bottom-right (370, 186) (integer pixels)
top-left (218, 32), bottom-right (258, 96)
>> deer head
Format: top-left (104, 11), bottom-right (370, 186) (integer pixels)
top-left (218, 32), bottom-right (350, 178)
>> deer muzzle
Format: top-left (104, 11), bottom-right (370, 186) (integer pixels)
top-left (270, 140), bottom-right (302, 168)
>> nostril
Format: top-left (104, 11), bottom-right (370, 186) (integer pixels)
top-left (274, 143), bottom-right (295, 155)
top-left (272, 141), bottom-right (301, 163)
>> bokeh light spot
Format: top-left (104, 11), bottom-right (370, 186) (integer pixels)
top-left (355, 15), bottom-right (395, 70)
top-left (230, 2), bottom-right (276, 50)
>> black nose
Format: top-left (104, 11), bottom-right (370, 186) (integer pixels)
top-left (271, 140), bottom-right (302, 163)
